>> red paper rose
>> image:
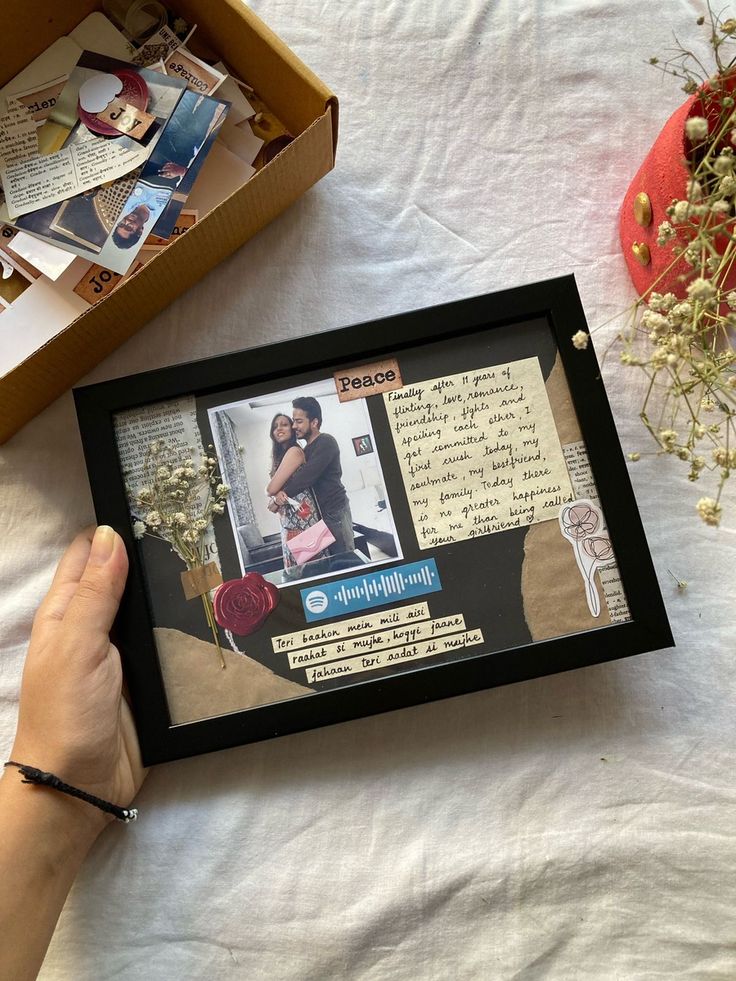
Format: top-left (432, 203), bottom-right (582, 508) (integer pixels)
top-left (213, 573), bottom-right (279, 636)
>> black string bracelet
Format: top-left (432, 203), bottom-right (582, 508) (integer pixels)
top-left (4, 761), bottom-right (138, 823)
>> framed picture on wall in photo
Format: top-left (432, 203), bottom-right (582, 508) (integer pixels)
top-left (352, 434), bottom-right (374, 456)
top-left (74, 275), bottom-right (673, 765)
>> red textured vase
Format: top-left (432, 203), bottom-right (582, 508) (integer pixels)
top-left (620, 79), bottom-right (736, 300)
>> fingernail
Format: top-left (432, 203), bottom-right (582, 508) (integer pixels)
top-left (89, 525), bottom-right (115, 566)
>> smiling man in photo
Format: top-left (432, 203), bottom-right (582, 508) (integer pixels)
top-left (111, 203), bottom-right (150, 249)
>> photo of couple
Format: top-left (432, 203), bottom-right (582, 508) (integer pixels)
top-left (209, 381), bottom-right (401, 586)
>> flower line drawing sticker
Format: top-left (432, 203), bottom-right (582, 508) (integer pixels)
top-left (559, 500), bottom-right (615, 617)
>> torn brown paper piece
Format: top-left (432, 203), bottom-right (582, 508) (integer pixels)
top-left (154, 627), bottom-right (312, 724)
top-left (521, 354), bottom-right (617, 640)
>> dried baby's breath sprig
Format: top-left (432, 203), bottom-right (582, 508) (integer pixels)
top-left (667, 569), bottom-right (689, 590)
top-left (130, 440), bottom-right (231, 667)
top-left (577, 4), bottom-right (736, 527)
top-left (131, 440), bottom-right (230, 562)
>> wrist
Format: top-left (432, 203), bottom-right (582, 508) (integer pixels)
top-left (0, 766), bottom-right (108, 857)
top-left (0, 766), bottom-right (107, 981)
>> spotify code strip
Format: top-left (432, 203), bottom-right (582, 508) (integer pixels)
top-left (300, 559), bottom-right (442, 622)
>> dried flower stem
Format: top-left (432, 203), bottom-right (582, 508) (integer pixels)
top-left (128, 440), bottom-right (231, 666)
top-left (585, 4), bottom-right (736, 526)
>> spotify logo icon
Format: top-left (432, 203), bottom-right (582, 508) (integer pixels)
top-left (305, 590), bottom-right (328, 614)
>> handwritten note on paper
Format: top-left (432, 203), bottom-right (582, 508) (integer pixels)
top-left (303, 629), bottom-right (485, 684)
top-left (272, 603), bottom-right (431, 652)
top-left (286, 615), bottom-right (467, 669)
top-left (270, 602), bottom-right (485, 683)
top-left (385, 358), bottom-right (574, 548)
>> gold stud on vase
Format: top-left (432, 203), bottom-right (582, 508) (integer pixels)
top-left (632, 242), bottom-right (651, 265)
top-left (633, 192), bottom-right (652, 227)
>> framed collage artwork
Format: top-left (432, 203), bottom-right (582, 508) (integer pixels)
top-left (75, 276), bottom-right (673, 764)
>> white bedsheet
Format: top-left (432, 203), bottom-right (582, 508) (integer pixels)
top-left (2, 1), bottom-right (736, 977)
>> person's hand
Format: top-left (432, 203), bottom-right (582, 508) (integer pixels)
top-left (267, 499), bottom-right (280, 513)
top-left (273, 491), bottom-right (288, 506)
top-left (158, 161), bottom-right (187, 179)
top-left (0, 527), bottom-right (146, 979)
top-left (10, 526), bottom-right (146, 834)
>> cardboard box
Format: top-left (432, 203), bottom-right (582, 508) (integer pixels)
top-left (0, 0), bottom-right (338, 443)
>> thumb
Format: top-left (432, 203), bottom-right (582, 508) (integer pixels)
top-left (62, 526), bottom-right (129, 658)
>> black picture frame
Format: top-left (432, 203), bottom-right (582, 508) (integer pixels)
top-left (74, 275), bottom-right (673, 765)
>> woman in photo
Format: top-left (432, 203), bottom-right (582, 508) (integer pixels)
top-left (266, 413), bottom-right (329, 577)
